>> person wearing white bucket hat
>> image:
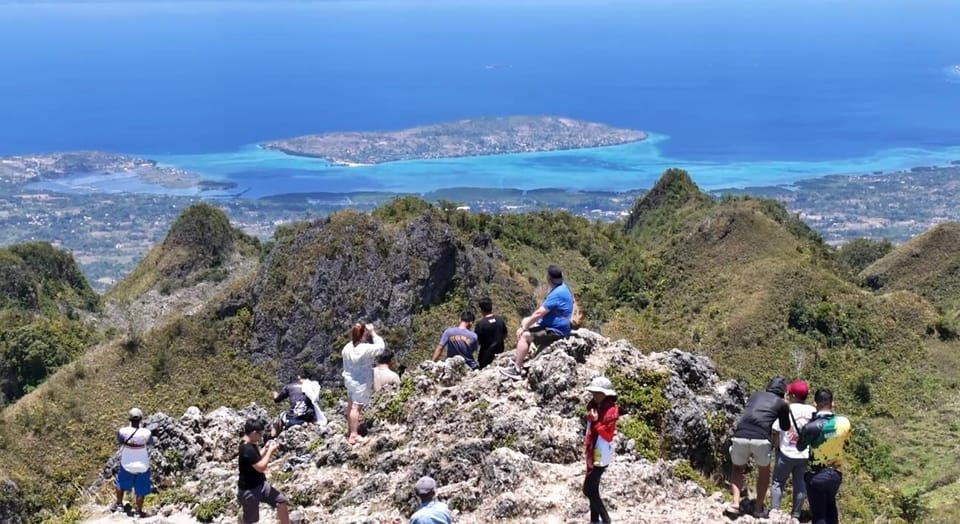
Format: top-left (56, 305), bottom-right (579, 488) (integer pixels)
top-left (583, 376), bottom-right (618, 524)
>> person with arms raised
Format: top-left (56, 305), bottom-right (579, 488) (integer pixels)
top-left (342, 322), bottom-right (385, 445)
top-left (110, 408), bottom-right (156, 518)
top-left (500, 265), bottom-right (575, 380)
top-left (798, 388), bottom-right (852, 524)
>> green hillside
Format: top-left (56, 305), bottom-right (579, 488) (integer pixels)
top-left (1, 174), bottom-right (958, 522)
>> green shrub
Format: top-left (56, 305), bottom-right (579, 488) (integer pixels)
top-left (673, 459), bottom-right (716, 494)
top-left (372, 377), bottom-right (416, 423)
top-left (190, 497), bottom-right (227, 523)
top-left (618, 415), bottom-right (660, 461)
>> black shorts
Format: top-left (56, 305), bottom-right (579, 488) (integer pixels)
top-left (530, 325), bottom-right (565, 347)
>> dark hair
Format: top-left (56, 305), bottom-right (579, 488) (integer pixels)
top-left (814, 388), bottom-right (833, 406)
top-left (243, 418), bottom-right (265, 436)
top-left (351, 323), bottom-right (365, 345)
top-left (376, 349), bottom-right (394, 365)
top-left (460, 311), bottom-right (475, 323)
top-left (478, 297), bottom-right (493, 314)
top-left (766, 376), bottom-right (787, 397)
top-left (547, 264), bottom-right (563, 280)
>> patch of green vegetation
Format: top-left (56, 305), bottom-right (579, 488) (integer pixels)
top-left (618, 415), bottom-right (659, 461)
top-left (837, 238), bottom-right (894, 277)
top-left (605, 366), bottom-right (670, 425)
top-left (148, 488), bottom-right (199, 508)
top-left (40, 506), bottom-right (83, 524)
top-left (672, 460), bottom-right (716, 494)
top-left (191, 497), bottom-right (227, 523)
top-left (372, 377), bottom-right (416, 423)
top-left (494, 432), bottom-right (517, 450)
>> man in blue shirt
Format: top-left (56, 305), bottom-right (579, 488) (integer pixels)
top-left (432, 311), bottom-right (479, 369)
top-left (500, 265), bottom-right (575, 380)
top-left (409, 476), bottom-right (452, 524)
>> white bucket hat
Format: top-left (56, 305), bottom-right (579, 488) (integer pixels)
top-left (585, 376), bottom-right (616, 396)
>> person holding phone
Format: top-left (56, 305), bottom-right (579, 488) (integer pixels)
top-left (237, 419), bottom-right (289, 524)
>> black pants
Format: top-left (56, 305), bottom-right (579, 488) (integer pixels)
top-left (805, 467), bottom-right (842, 524)
top-left (583, 466), bottom-right (610, 524)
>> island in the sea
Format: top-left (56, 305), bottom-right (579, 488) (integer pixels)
top-left (260, 116), bottom-right (648, 165)
top-left (0, 151), bottom-right (237, 191)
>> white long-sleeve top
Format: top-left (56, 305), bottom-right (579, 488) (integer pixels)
top-left (341, 335), bottom-right (385, 405)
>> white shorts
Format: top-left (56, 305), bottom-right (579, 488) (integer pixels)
top-left (730, 438), bottom-right (773, 467)
top-left (344, 378), bottom-right (370, 406)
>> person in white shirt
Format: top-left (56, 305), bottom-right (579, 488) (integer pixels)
top-left (771, 380), bottom-right (817, 518)
top-left (110, 408), bottom-right (155, 518)
top-left (341, 322), bottom-right (385, 445)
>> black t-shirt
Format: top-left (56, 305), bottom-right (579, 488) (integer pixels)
top-left (475, 315), bottom-right (507, 357)
top-left (733, 391), bottom-right (791, 440)
top-left (238, 442), bottom-right (265, 490)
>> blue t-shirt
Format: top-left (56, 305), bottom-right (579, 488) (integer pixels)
top-left (410, 500), bottom-right (452, 524)
top-left (439, 327), bottom-right (478, 369)
top-left (538, 282), bottom-right (574, 336)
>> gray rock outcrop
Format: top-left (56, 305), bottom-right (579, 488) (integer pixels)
top-left (85, 331), bottom-right (793, 524)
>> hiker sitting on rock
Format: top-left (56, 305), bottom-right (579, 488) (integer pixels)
top-left (725, 376), bottom-right (791, 519)
top-left (374, 349), bottom-right (402, 392)
top-left (432, 311), bottom-right (479, 369)
top-left (342, 322), bottom-right (385, 445)
top-left (583, 376), bottom-right (618, 524)
top-left (237, 418), bottom-right (289, 524)
top-left (269, 370), bottom-right (327, 439)
top-left (500, 264), bottom-right (575, 380)
top-left (409, 476), bottom-right (452, 524)
top-left (110, 408), bottom-right (156, 519)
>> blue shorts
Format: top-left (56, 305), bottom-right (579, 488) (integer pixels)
top-left (116, 468), bottom-right (151, 497)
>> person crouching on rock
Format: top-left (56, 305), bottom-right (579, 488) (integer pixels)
top-left (342, 322), bottom-right (385, 445)
top-left (583, 376), bottom-right (618, 524)
top-left (238, 418), bottom-right (289, 524)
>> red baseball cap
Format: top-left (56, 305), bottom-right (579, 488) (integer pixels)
top-left (787, 380), bottom-right (809, 399)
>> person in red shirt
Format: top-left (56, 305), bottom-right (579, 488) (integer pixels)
top-left (583, 376), bottom-right (618, 524)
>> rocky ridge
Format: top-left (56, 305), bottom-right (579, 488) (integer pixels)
top-left (82, 330), bottom-right (797, 524)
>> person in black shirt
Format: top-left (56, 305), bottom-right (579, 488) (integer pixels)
top-left (237, 419), bottom-right (289, 524)
top-left (475, 297), bottom-right (507, 369)
top-left (725, 376), bottom-right (791, 519)
top-left (269, 374), bottom-right (316, 439)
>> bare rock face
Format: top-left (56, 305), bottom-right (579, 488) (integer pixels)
top-left (86, 331), bottom-right (772, 524)
top-left (249, 212), bottom-right (522, 387)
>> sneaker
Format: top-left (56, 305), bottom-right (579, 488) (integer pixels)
top-left (107, 502), bottom-right (122, 513)
top-left (498, 366), bottom-right (522, 380)
top-left (753, 508), bottom-right (770, 519)
top-left (134, 510), bottom-right (150, 519)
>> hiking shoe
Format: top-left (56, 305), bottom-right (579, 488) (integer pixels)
top-left (498, 366), bottom-right (522, 380)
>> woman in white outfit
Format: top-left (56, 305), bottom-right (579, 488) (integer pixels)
top-left (341, 322), bottom-right (384, 445)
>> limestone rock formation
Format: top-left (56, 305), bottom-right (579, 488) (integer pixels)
top-left (250, 211), bottom-right (525, 386)
top-left (83, 331), bottom-right (797, 524)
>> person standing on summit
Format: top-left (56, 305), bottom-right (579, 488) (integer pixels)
top-left (798, 388), bottom-right (852, 524)
top-left (770, 380), bottom-right (817, 519)
top-left (342, 322), bottom-right (385, 445)
top-left (110, 408), bottom-right (155, 518)
top-left (500, 264), bottom-right (575, 380)
top-left (474, 297), bottom-right (507, 370)
top-left (433, 311), bottom-right (479, 369)
top-left (725, 376), bottom-right (791, 519)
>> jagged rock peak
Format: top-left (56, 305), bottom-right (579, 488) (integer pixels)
top-left (79, 330), bottom-right (793, 524)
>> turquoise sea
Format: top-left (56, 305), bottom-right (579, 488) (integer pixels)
top-left (4, 0), bottom-right (960, 197)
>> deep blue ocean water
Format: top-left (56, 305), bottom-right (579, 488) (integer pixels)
top-left (3, 0), bottom-right (960, 196)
